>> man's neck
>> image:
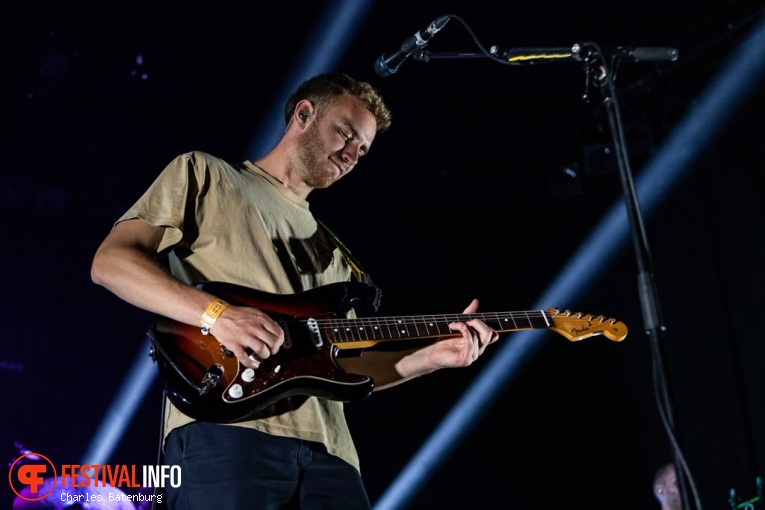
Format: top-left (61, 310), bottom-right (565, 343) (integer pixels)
top-left (253, 154), bottom-right (312, 200)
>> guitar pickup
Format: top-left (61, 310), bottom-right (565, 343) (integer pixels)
top-left (307, 318), bottom-right (322, 348)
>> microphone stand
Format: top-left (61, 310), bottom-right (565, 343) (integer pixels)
top-left (577, 42), bottom-right (697, 510)
top-left (417, 41), bottom-right (698, 510)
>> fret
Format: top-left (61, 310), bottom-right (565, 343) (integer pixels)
top-left (324, 318), bottom-right (343, 342)
top-left (497, 313), bottom-right (511, 329)
top-left (496, 312), bottom-right (510, 330)
top-left (378, 317), bottom-right (393, 340)
top-left (393, 317), bottom-right (409, 338)
top-left (409, 316), bottom-right (422, 338)
top-left (484, 312), bottom-right (502, 331)
top-left (423, 315), bottom-right (438, 336)
top-left (355, 317), bottom-right (372, 340)
top-left (366, 318), bottom-right (383, 340)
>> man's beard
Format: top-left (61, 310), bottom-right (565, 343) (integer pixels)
top-left (293, 121), bottom-right (336, 189)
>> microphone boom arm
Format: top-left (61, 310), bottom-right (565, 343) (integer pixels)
top-left (415, 43), bottom-right (678, 65)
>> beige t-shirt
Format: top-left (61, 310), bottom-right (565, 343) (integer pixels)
top-left (117, 151), bottom-right (360, 470)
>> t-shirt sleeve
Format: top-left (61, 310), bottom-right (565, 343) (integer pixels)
top-left (116, 151), bottom-right (207, 253)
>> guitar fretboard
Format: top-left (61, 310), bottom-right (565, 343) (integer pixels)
top-left (313, 311), bottom-right (552, 343)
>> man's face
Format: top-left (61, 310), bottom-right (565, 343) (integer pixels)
top-left (657, 465), bottom-right (680, 509)
top-left (293, 93), bottom-right (377, 189)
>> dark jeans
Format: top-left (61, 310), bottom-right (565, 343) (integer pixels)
top-left (164, 421), bottom-right (371, 510)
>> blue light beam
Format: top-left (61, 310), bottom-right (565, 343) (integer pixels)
top-left (247, 0), bottom-right (375, 159)
top-left (80, 338), bottom-right (157, 465)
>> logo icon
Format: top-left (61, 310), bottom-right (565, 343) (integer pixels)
top-left (8, 452), bottom-right (57, 502)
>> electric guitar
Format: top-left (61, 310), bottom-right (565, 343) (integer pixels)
top-left (149, 281), bottom-right (627, 423)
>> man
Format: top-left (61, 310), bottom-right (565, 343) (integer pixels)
top-left (91, 72), bottom-right (499, 509)
top-left (653, 463), bottom-right (681, 510)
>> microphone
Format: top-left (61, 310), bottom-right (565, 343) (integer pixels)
top-left (610, 47), bottom-right (679, 62)
top-left (374, 15), bottom-right (451, 77)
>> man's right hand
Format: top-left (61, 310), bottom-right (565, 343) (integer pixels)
top-left (209, 305), bottom-right (285, 368)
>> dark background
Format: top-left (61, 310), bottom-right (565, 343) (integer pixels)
top-left (2, 1), bottom-right (764, 508)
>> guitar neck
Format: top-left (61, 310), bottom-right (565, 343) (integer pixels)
top-left (317, 310), bottom-right (551, 346)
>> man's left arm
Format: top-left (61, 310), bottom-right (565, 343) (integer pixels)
top-left (336, 299), bottom-right (499, 390)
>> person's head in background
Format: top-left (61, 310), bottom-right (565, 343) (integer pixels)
top-left (653, 462), bottom-right (681, 510)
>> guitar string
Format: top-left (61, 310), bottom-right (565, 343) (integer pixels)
top-left (310, 311), bottom-right (555, 343)
top-left (300, 311), bottom-right (619, 343)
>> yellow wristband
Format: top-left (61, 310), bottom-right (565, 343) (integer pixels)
top-left (200, 299), bottom-right (229, 335)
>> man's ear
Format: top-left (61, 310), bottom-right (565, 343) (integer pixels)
top-left (295, 99), bottom-right (314, 124)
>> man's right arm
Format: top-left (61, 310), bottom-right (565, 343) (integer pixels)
top-left (91, 218), bottom-right (283, 368)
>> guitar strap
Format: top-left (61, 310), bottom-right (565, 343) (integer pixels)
top-left (317, 219), bottom-right (382, 312)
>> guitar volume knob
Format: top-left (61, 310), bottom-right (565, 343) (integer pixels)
top-left (241, 368), bottom-right (256, 382)
top-left (228, 384), bottom-right (244, 399)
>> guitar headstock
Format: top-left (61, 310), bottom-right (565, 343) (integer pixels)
top-left (547, 308), bottom-right (628, 342)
